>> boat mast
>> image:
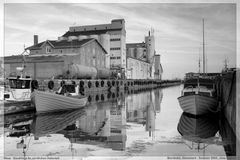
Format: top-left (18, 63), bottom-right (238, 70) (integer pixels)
top-left (202, 18), bottom-right (206, 74)
top-left (198, 47), bottom-right (201, 73)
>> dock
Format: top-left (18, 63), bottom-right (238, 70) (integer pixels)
top-left (218, 69), bottom-right (239, 158)
top-left (2, 79), bottom-right (181, 115)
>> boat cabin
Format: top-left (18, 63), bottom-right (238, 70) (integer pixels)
top-left (182, 78), bottom-right (216, 97)
top-left (4, 76), bottom-right (32, 101)
top-left (8, 77), bottom-right (31, 89)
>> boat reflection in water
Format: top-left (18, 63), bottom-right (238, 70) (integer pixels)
top-left (177, 112), bottom-right (222, 153)
top-left (4, 89), bottom-right (163, 156)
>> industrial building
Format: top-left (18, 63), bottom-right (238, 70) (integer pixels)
top-left (61, 19), bottom-right (126, 74)
top-left (4, 19), bottom-right (163, 80)
top-left (126, 31), bottom-right (163, 80)
top-left (154, 55), bottom-right (163, 80)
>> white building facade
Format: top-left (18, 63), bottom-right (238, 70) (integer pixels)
top-left (126, 31), bottom-right (162, 80)
top-left (126, 57), bottom-right (150, 79)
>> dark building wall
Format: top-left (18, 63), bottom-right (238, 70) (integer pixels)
top-left (62, 41), bottom-right (106, 68)
top-left (4, 56), bottom-right (64, 80)
top-left (4, 41), bottom-right (107, 79)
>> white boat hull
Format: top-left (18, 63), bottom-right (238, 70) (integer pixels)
top-left (178, 94), bottom-right (218, 115)
top-left (32, 90), bottom-right (88, 113)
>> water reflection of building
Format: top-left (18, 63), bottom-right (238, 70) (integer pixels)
top-left (125, 89), bottom-right (163, 136)
top-left (145, 104), bottom-right (155, 137)
top-left (61, 97), bottom-right (127, 151)
top-left (126, 92), bottom-right (151, 124)
top-left (154, 89), bottom-right (163, 113)
top-left (108, 97), bottom-right (127, 150)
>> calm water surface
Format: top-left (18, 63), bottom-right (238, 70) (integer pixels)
top-left (4, 85), bottom-right (234, 158)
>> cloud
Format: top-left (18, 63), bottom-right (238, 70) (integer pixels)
top-left (4, 3), bottom-right (236, 79)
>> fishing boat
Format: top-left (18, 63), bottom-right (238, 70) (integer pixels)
top-left (2, 67), bottom-right (38, 115)
top-left (178, 19), bottom-right (219, 115)
top-left (32, 81), bottom-right (88, 113)
top-left (3, 72), bottom-right (32, 102)
top-left (178, 76), bottom-right (218, 115)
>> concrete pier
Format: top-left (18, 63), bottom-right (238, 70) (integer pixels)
top-left (220, 69), bottom-right (239, 158)
top-left (237, 70), bottom-right (240, 159)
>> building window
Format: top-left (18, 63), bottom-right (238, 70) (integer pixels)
top-left (110, 47), bottom-right (120, 51)
top-left (46, 46), bottom-right (52, 53)
top-left (110, 38), bottom-right (120, 41)
top-left (110, 56), bottom-right (121, 59)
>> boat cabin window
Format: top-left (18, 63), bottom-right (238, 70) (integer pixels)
top-left (184, 78), bottom-right (214, 89)
top-left (183, 92), bottom-right (195, 96)
top-left (9, 79), bottom-right (31, 89)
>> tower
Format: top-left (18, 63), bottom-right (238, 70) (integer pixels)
top-left (145, 29), bottom-right (155, 64)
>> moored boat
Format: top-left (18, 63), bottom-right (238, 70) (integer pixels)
top-left (3, 75), bottom-right (32, 102)
top-left (178, 77), bottom-right (219, 115)
top-left (32, 82), bottom-right (88, 113)
top-left (178, 19), bottom-right (219, 116)
top-left (2, 70), bottom-right (38, 115)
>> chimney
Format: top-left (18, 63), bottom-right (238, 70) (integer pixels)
top-left (34, 35), bottom-right (38, 45)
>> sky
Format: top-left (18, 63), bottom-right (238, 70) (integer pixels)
top-left (3, 2), bottom-right (237, 79)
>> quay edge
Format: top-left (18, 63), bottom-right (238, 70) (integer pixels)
top-left (219, 69), bottom-right (239, 158)
top-left (3, 79), bottom-right (181, 115)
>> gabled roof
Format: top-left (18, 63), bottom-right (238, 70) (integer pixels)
top-left (26, 38), bottom-right (92, 50)
top-left (126, 42), bottom-right (146, 48)
top-left (25, 38), bottom-right (108, 54)
top-left (62, 28), bottom-right (121, 37)
top-left (62, 30), bottom-right (108, 37)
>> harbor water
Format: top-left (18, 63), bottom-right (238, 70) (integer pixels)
top-left (3, 85), bottom-right (236, 159)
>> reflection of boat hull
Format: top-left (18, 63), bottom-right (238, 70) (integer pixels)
top-left (178, 94), bottom-right (218, 115)
top-left (32, 90), bottom-right (88, 113)
top-left (3, 101), bottom-right (34, 115)
top-left (177, 112), bottom-right (219, 139)
top-left (33, 109), bottom-right (86, 138)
